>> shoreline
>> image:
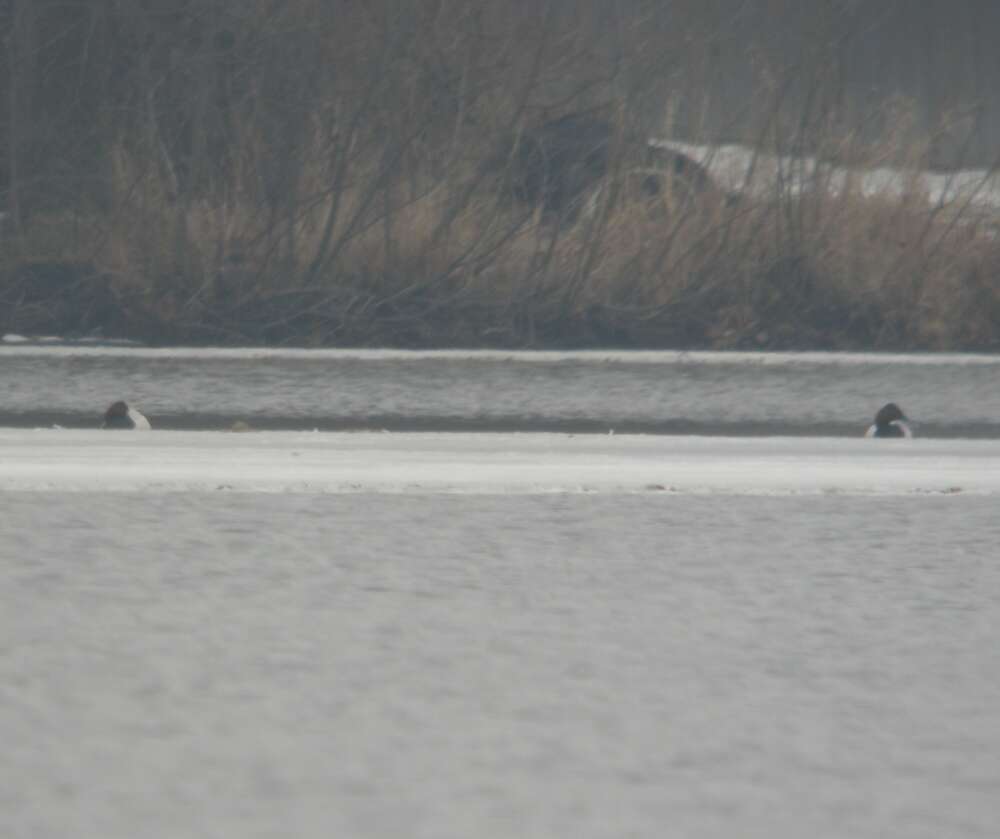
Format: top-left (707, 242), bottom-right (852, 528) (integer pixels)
top-left (5, 340), bottom-right (1000, 364)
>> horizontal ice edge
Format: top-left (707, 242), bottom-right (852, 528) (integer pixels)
top-left (2, 431), bottom-right (999, 496)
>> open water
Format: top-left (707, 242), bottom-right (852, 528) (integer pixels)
top-left (2, 346), bottom-right (1000, 435)
top-left (2, 347), bottom-right (999, 838)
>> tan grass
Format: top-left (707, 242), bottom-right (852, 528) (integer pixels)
top-left (12, 141), bottom-right (998, 350)
top-left (5, 41), bottom-right (1000, 349)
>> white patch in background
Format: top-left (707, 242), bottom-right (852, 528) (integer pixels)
top-left (653, 138), bottom-right (1000, 217)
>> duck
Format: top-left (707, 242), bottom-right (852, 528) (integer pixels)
top-left (865, 402), bottom-right (911, 438)
top-left (102, 400), bottom-right (151, 430)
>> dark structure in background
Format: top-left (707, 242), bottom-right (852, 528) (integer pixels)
top-left (505, 114), bottom-right (715, 219)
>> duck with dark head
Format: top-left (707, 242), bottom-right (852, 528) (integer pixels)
top-left (865, 403), bottom-right (911, 438)
top-left (102, 401), bottom-right (151, 430)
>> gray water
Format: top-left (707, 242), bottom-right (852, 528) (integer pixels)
top-left (3, 491), bottom-right (998, 839)
top-left (2, 348), bottom-right (1000, 435)
top-left (4, 349), bottom-right (1000, 837)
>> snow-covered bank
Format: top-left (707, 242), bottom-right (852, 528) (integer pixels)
top-left (656, 138), bottom-right (1000, 218)
top-left (3, 431), bottom-right (999, 495)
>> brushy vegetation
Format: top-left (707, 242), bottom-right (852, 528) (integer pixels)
top-left (3, 0), bottom-right (1000, 349)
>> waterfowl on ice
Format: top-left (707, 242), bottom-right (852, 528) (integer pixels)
top-left (102, 400), bottom-right (151, 430)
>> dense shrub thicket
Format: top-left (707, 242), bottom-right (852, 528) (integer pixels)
top-left (2, 0), bottom-right (999, 349)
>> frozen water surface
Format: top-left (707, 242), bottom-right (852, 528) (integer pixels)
top-left (2, 430), bottom-right (1000, 495)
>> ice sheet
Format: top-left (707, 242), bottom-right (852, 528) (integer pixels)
top-left (3, 430), bottom-right (998, 495)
